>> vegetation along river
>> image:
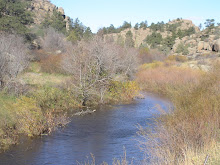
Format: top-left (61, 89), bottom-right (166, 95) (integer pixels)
top-left (0, 94), bottom-right (170, 165)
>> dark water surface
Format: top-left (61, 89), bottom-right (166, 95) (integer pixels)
top-left (0, 94), bottom-right (170, 165)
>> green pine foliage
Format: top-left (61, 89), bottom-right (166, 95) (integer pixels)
top-left (83, 27), bottom-right (93, 41)
top-left (67, 18), bottom-right (86, 43)
top-left (42, 10), bottom-right (66, 34)
top-left (0, 0), bottom-right (34, 39)
top-left (175, 43), bottom-right (189, 55)
top-left (139, 21), bottom-right (148, 30)
top-left (125, 30), bottom-right (134, 48)
top-left (134, 23), bottom-right (139, 30)
top-left (144, 32), bottom-right (162, 48)
top-left (149, 21), bottom-right (165, 32)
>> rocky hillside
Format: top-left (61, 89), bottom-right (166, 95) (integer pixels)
top-left (29, 0), bottom-right (70, 31)
top-left (105, 19), bottom-right (220, 56)
top-left (173, 26), bottom-right (220, 55)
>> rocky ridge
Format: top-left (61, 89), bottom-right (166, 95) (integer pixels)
top-left (29, 0), bottom-right (70, 31)
top-left (105, 19), bottom-right (220, 56)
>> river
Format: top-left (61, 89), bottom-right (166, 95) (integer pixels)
top-left (0, 93), bottom-right (170, 165)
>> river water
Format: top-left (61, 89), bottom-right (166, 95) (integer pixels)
top-left (0, 94), bottom-right (170, 165)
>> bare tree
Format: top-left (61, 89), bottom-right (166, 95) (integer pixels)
top-left (41, 27), bottom-right (70, 52)
top-left (0, 33), bottom-right (29, 88)
top-left (62, 36), bottom-right (138, 105)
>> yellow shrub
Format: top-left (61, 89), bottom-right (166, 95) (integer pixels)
top-left (14, 96), bottom-right (45, 136)
top-left (166, 55), bottom-right (188, 62)
top-left (140, 61), bottom-right (164, 70)
top-left (32, 86), bottom-right (80, 111)
top-left (108, 81), bottom-right (139, 102)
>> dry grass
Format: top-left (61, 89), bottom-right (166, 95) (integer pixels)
top-left (76, 150), bottom-right (133, 165)
top-left (20, 72), bottom-right (71, 86)
top-left (137, 63), bottom-right (220, 165)
top-left (137, 65), bottom-right (203, 96)
top-left (40, 54), bottom-right (64, 74)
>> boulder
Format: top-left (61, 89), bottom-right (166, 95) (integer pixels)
top-left (203, 42), bottom-right (212, 51)
top-left (197, 41), bottom-right (204, 51)
top-left (188, 47), bottom-right (197, 54)
top-left (213, 39), bottom-right (220, 52)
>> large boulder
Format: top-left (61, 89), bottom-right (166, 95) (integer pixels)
top-left (197, 41), bottom-right (204, 51)
top-left (213, 39), bottom-right (220, 52)
top-left (203, 42), bottom-right (212, 51)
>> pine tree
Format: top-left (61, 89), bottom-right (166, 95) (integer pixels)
top-left (0, 0), bottom-right (33, 37)
top-left (139, 21), bottom-right (148, 30)
top-left (83, 27), bottom-right (93, 41)
top-left (134, 23), bottom-right (139, 30)
top-left (42, 10), bottom-right (66, 34)
top-left (125, 30), bottom-right (135, 48)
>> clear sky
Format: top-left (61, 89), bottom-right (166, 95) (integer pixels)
top-left (51, 0), bottom-right (220, 32)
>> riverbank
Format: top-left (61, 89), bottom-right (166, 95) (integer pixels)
top-left (0, 60), bottom-right (139, 152)
top-left (0, 93), bottom-right (169, 165)
top-left (137, 61), bottom-right (220, 164)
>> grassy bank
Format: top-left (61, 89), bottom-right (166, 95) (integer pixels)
top-left (137, 62), bottom-right (220, 164)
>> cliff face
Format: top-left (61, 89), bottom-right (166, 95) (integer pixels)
top-left (29, 0), bottom-right (70, 31)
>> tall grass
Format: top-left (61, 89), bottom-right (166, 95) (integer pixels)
top-left (137, 65), bottom-right (203, 96)
top-left (137, 63), bottom-right (220, 164)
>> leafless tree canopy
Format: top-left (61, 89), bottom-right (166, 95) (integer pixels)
top-left (0, 33), bottom-right (29, 88)
top-left (41, 27), bottom-right (71, 52)
top-left (62, 36), bottom-right (138, 105)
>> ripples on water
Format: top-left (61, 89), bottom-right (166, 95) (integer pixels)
top-left (0, 93), bottom-right (170, 165)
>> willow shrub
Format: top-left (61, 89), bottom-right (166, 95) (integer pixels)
top-left (108, 81), bottom-right (139, 103)
top-left (0, 93), bottom-right (17, 150)
top-left (32, 86), bottom-right (80, 111)
top-left (14, 96), bottom-right (45, 137)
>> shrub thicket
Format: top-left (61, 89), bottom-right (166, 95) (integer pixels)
top-left (175, 43), bottom-right (189, 55)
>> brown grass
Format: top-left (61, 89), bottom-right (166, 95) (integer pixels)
top-left (137, 63), bottom-right (220, 164)
top-left (137, 65), bottom-right (203, 96)
top-left (40, 54), bottom-right (64, 74)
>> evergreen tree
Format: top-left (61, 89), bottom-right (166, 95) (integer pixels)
top-left (205, 19), bottom-right (215, 29)
top-left (125, 30), bottom-right (134, 48)
top-left (83, 27), bottom-right (93, 41)
top-left (0, 0), bottom-right (33, 38)
top-left (67, 30), bottom-right (79, 43)
top-left (199, 23), bottom-right (203, 30)
top-left (134, 23), bottom-right (139, 30)
top-left (177, 29), bottom-right (184, 39)
top-left (42, 10), bottom-right (66, 33)
top-left (67, 18), bottom-right (85, 42)
top-left (144, 32), bottom-right (162, 48)
top-left (121, 21), bottom-right (132, 30)
top-left (139, 21), bottom-right (148, 30)
top-left (108, 24), bottom-right (116, 33)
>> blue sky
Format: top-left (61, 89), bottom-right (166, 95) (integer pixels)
top-left (51, 0), bottom-right (220, 32)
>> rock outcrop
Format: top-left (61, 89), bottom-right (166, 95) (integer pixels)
top-left (213, 39), bottom-right (220, 52)
top-left (197, 41), bottom-right (212, 52)
top-left (29, 0), bottom-right (70, 31)
top-left (104, 19), bottom-right (220, 56)
top-left (105, 19), bottom-right (201, 48)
